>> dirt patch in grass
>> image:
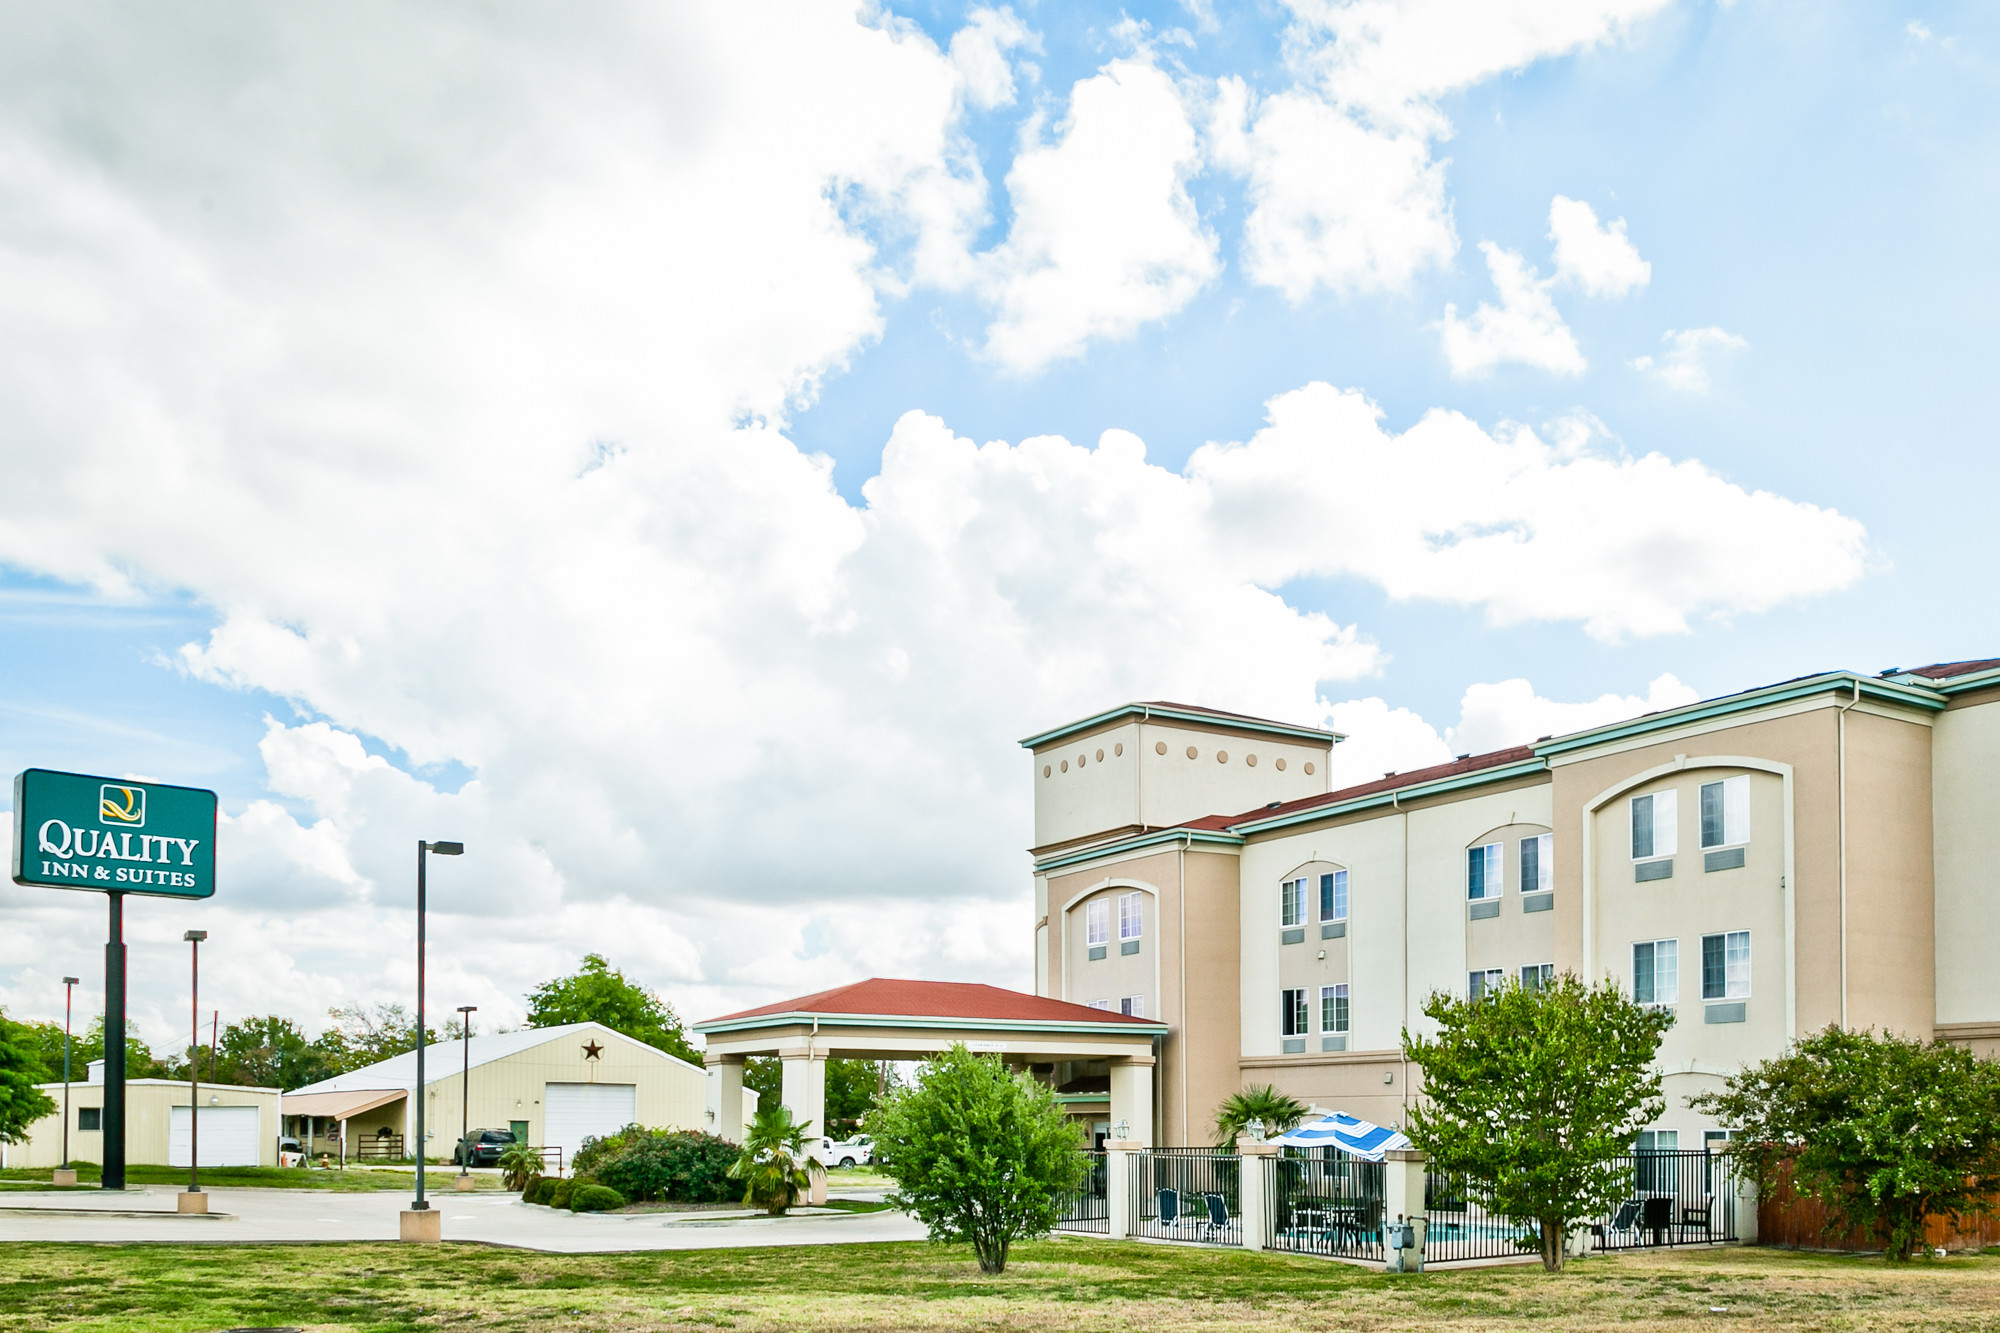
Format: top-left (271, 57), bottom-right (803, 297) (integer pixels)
top-left (1, 1240), bottom-right (1997, 1332)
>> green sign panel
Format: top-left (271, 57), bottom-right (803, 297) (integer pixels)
top-left (12, 768), bottom-right (217, 899)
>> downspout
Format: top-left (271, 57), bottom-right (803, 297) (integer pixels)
top-left (1179, 829), bottom-right (1189, 1147)
top-left (1836, 678), bottom-right (1862, 1030)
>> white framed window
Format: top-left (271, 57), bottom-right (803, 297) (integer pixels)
top-left (1521, 963), bottom-right (1555, 992)
top-left (1468, 968), bottom-right (1505, 1000)
top-left (1086, 899), bottom-right (1109, 947)
top-left (1466, 843), bottom-right (1502, 900)
top-left (1700, 776), bottom-right (1750, 849)
top-left (1281, 877), bottom-right (1306, 927)
top-left (1087, 998), bottom-right (1110, 1011)
top-left (1321, 983), bottom-right (1349, 1033)
top-left (1632, 939), bottom-right (1678, 1006)
top-left (1631, 791), bottom-right (1678, 859)
top-left (1120, 995), bottom-right (1145, 1018)
top-left (1281, 987), bottom-right (1309, 1037)
top-left (1701, 931), bottom-right (1751, 1000)
top-left (1635, 1129), bottom-right (1679, 1152)
top-left (1320, 870), bottom-right (1348, 922)
top-left (1520, 834), bottom-right (1552, 893)
top-left (1118, 892), bottom-right (1143, 942)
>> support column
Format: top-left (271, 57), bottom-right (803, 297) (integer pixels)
top-left (705, 1056), bottom-right (745, 1143)
top-left (1108, 1057), bottom-right (1154, 1148)
top-left (1237, 1139), bottom-right (1279, 1250)
top-left (778, 1048), bottom-right (826, 1139)
top-left (1737, 1174), bottom-right (1760, 1245)
top-left (1382, 1149), bottom-right (1428, 1272)
top-left (1104, 1139), bottom-right (1139, 1239)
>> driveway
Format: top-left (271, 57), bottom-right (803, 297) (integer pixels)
top-left (0, 1188), bottom-right (929, 1252)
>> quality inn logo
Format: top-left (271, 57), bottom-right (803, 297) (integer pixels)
top-left (99, 785), bottom-right (145, 828)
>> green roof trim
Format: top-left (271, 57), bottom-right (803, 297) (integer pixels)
top-left (1054, 1093), bottom-right (1111, 1105)
top-left (1227, 757), bottom-right (1551, 836)
top-left (1033, 827), bottom-right (1244, 875)
top-left (693, 1010), bottom-right (1170, 1037)
top-left (1020, 703), bottom-right (1339, 750)
top-left (1532, 672), bottom-right (1944, 759)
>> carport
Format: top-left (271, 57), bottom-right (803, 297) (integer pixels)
top-left (281, 1088), bottom-right (408, 1162)
top-left (694, 978), bottom-right (1168, 1145)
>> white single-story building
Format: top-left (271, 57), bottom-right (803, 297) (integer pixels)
top-left (5, 1066), bottom-right (282, 1169)
top-left (282, 1021), bottom-right (755, 1170)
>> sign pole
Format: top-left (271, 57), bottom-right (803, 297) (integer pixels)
top-left (103, 891), bottom-right (126, 1191)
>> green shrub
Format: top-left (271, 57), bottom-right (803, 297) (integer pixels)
top-left (594, 1129), bottom-right (739, 1204)
top-left (549, 1177), bottom-right (575, 1210)
top-left (525, 1177), bottom-right (554, 1206)
top-left (571, 1124), bottom-right (645, 1179)
top-left (570, 1183), bottom-right (625, 1212)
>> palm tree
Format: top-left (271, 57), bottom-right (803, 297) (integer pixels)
top-left (727, 1103), bottom-right (814, 1215)
top-left (1212, 1084), bottom-right (1309, 1148)
top-left (497, 1140), bottom-right (543, 1192)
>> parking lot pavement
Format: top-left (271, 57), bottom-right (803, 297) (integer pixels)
top-left (0, 1188), bottom-right (930, 1252)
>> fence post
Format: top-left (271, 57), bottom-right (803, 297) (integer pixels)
top-left (1735, 1171), bottom-right (1759, 1244)
top-left (1381, 1149), bottom-right (1428, 1271)
top-left (1104, 1139), bottom-right (1139, 1240)
top-left (1237, 1138), bottom-right (1278, 1251)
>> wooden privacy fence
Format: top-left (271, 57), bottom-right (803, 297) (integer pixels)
top-left (1756, 1159), bottom-right (2000, 1252)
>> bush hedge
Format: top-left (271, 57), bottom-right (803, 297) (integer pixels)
top-left (549, 1177), bottom-right (575, 1210)
top-left (525, 1177), bottom-right (554, 1206)
top-left (570, 1183), bottom-right (626, 1212)
top-left (581, 1128), bottom-right (740, 1204)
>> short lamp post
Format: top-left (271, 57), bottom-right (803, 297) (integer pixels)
top-left (1245, 1116), bottom-right (1267, 1144)
top-left (456, 1005), bottom-right (476, 1184)
top-left (57, 977), bottom-right (79, 1185)
top-left (183, 931), bottom-right (208, 1209)
top-left (404, 838), bottom-right (463, 1242)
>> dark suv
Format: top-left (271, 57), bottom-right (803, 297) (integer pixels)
top-left (453, 1128), bottom-right (517, 1166)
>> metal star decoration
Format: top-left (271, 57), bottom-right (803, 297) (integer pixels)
top-left (581, 1040), bottom-right (604, 1060)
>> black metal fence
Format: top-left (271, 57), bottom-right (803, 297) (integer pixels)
top-left (1423, 1172), bottom-right (1541, 1263)
top-left (1264, 1151), bottom-right (1386, 1261)
top-left (1130, 1148), bottom-right (1242, 1246)
top-left (1055, 1151), bottom-right (1109, 1233)
top-left (1590, 1149), bottom-right (1739, 1250)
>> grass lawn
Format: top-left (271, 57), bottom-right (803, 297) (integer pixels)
top-left (0, 1164), bottom-right (509, 1193)
top-left (1, 1239), bottom-right (1997, 1332)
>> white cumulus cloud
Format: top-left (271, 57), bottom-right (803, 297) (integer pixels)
top-left (1632, 327), bottom-right (1750, 393)
top-left (1549, 194), bottom-right (1651, 297)
top-left (949, 6), bottom-right (1040, 111)
top-left (1436, 242), bottom-right (1585, 377)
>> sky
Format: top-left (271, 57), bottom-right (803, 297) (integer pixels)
top-left (1, 1), bottom-right (1994, 1052)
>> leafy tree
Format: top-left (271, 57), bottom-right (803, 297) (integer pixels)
top-left (727, 1103), bottom-right (814, 1215)
top-left (321, 1003), bottom-right (436, 1072)
top-left (523, 954), bottom-right (699, 1065)
top-left (66, 1018), bottom-right (172, 1080)
top-left (0, 1016), bottom-right (58, 1143)
top-left (868, 1044), bottom-right (1087, 1274)
top-left (1690, 1028), bottom-right (2000, 1262)
top-left (11, 1019), bottom-right (72, 1084)
top-left (1212, 1083), bottom-right (1309, 1147)
top-left (1402, 972), bottom-right (1675, 1271)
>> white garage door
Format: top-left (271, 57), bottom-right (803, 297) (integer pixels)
top-left (544, 1083), bottom-right (637, 1171)
top-left (168, 1106), bottom-right (262, 1167)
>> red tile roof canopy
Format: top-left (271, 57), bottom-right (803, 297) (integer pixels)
top-left (699, 978), bottom-right (1160, 1028)
top-left (1201, 744), bottom-right (1539, 830)
top-left (1903, 658), bottom-right (2000, 680)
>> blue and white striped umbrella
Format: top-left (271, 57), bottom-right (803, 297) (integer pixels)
top-left (1270, 1112), bottom-right (1412, 1162)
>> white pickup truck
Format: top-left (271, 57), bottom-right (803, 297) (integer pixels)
top-left (810, 1134), bottom-right (873, 1168)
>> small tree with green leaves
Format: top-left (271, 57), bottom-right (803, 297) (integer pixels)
top-left (0, 1016), bottom-right (57, 1144)
top-left (1212, 1084), bottom-right (1310, 1147)
top-left (727, 1103), bottom-right (814, 1216)
top-left (868, 1044), bottom-right (1087, 1274)
top-left (1691, 1027), bottom-right (2000, 1261)
top-left (1402, 972), bottom-right (1675, 1271)
top-left (524, 954), bottom-right (700, 1064)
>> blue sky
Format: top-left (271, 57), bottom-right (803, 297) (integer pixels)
top-left (0, 1), bottom-right (1993, 1035)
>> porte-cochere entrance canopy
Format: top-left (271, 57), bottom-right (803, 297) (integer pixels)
top-left (695, 978), bottom-right (1168, 1144)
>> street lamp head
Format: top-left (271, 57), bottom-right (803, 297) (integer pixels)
top-left (63, 976), bottom-right (79, 985)
top-left (457, 1005), bottom-right (477, 1014)
top-left (427, 841), bottom-right (465, 856)
top-left (183, 930), bottom-right (207, 943)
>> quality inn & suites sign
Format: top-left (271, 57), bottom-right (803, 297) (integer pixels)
top-left (11, 768), bottom-right (217, 898)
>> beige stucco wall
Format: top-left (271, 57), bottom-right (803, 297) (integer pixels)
top-left (1463, 821), bottom-right (1557, 982)
top-left (1841, 708), bottom-right (1935, 1037)
top-left (8, 1080), bottom-right (280, 1169)
top-left (1931, 693), bottom-right (2000, 1029)
top-left (1031, 718), bottom-right (1329, 850)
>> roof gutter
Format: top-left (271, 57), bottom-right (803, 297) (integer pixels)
top-left (1534, 672), bottom-right (1943, 759)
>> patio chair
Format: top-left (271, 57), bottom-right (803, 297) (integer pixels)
top-left (1681, 1195), bottom-right (1714, 1240)
top-left (1592, 1198), bottom-right (1644, 1247)
top-left (1157, 1187), bottom-right (1181, 1234)
top-left (1199, 1193), bottom-right (1230, 1242)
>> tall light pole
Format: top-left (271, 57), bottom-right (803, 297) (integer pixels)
top-left (183, 931), bottom-right (207, 1199)
top-left (60, 976), bottom-right (79, 1177)
top-left (456, 1005), bottom-right (476, 1182)
top-left (410, 839), bottom-right (462, 1219)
